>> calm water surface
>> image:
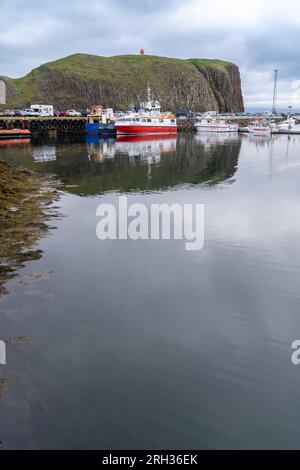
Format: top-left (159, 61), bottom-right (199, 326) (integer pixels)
top-left (1, 133), bottom-right (300, 449)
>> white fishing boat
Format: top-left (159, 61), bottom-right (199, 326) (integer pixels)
top-left (277, 117), bottom-right (300, 134)
top-left (248, 121), bottom-right (271, 136)
top-left (195, 115), bottom-right (238, 133)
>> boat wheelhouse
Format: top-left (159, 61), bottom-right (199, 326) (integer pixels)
top-left (86, 106), bottom-right (116, 136)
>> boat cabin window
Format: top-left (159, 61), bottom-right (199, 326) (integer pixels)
top-left (147, 119), bottom-right (151, 123)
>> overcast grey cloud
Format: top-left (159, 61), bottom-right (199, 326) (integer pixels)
top-left (0, 0), bottom-right (299, 109)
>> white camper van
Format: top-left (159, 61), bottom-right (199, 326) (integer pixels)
top-left (30, 104), bottom-right (54, 117)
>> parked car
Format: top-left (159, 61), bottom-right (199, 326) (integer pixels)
top-left (0, 109), bottom-right (19, 117)
top-left (176, 110), bottom-right (193, 118)
top-left (67, 110), bottom-right (82, 117)
top-left (59, 110), bottom-right (82, 117)
top-left (77, 109), bottom-right (90, 117)
top-left (20, 109), bottom-right (41, 117)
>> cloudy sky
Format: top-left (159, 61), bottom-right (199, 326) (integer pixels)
top-left (1, 0), bottom-right (299, 110)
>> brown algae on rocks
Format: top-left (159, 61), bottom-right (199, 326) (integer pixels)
top-left (0, 159), bottom-right (60, 296)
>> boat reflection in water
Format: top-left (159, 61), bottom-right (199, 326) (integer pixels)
top-left (86, 135), bottom-right (116, 161)
top-left (116, 135), bottom-right (177, 161)
top-left (86, 134), bottom-right (177, 163)
top-left (33, 146), bottom-right (57, 163)
top-left (0, 138), bottom-right (31, 148)
top-left (86, 134), bottom-right (178, 181)
top-left (116, 135), bottom-right (178, 180)
top-left (247, 133), bottom-right (273, 147)
top-left (194, 131), bottom-right (239, 147)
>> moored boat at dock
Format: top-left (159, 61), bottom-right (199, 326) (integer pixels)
top-left (195, 115), bottom-right (238, 133)
top-left (277, 116), bottom-right (300, 134)
top-left (248, 121), bottom-right (271, 136)
top-left (115, 85), bottom-right (178, 135)
top-left (0, 128), bottom-right (31, 140)
top-left (86, 106), bottom-right (116, 136)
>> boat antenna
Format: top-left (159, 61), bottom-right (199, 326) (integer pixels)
top-left (147, 82), bottom-right (152, 102)
top-left (272, 69), bottom-right (279, 115)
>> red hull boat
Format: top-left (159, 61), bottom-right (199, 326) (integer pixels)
top-left (116, 84), bottom-right (178, 136)
top-left (116, 125), bottom-right (178, 135)
top-left (0, 129), bottom-right (31, 140)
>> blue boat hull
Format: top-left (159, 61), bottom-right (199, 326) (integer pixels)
top-left (86, 123), bottom-right (116, 135)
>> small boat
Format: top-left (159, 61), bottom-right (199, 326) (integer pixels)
top-left (195, 115), bottom-right (238, 133)
top-left (0, 129), bottom-right (31, 140)
top-left (248, 121), bottom-right (271, 136)
top-left (277, 117), bottom-right (300, 134)
top-left (115, 85), bottom-right (178, 135)
top-left (86, 106), bottom-right (116, 136)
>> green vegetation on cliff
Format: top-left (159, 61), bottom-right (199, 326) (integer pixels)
top-left (2, 54), bottom-right (244, 112)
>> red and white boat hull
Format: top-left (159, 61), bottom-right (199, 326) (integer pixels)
top-left (248, 127), bottom-right (271, 136)
top-left (116, 125), bottom-right (178, 135)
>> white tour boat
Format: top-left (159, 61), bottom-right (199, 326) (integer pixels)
top-left (277, 117), bottom-right (300, 134)
top-left (248, 121), bottom-right (271, 136)
top-left (195, 115), bottom-right (238, 133)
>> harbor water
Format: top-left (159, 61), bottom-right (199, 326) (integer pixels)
top-left (1, 133), bottom-right (300, 449)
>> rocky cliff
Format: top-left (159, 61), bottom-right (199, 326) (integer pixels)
top-left (1, 54), bottom-right (244, 112)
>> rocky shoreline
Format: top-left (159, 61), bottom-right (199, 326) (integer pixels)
top-left (0, 160), bottom-right (60, 296)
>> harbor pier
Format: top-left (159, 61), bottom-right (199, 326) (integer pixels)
top-left (0, 116), bottom-right (87, 133)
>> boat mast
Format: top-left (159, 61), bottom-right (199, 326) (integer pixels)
top-left (272, 69), bottom-right (279, 115)
top-left (147, 82), bottom-right (152, 103)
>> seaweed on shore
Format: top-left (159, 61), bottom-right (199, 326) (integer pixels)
top-left (0, 159), bottom-right (60, 296)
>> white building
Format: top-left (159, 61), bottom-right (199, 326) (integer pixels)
top-left (0, 80), bottom-right (6, 105)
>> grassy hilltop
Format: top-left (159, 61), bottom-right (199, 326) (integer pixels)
top-left (1, 54), bottom-right (244, 112)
